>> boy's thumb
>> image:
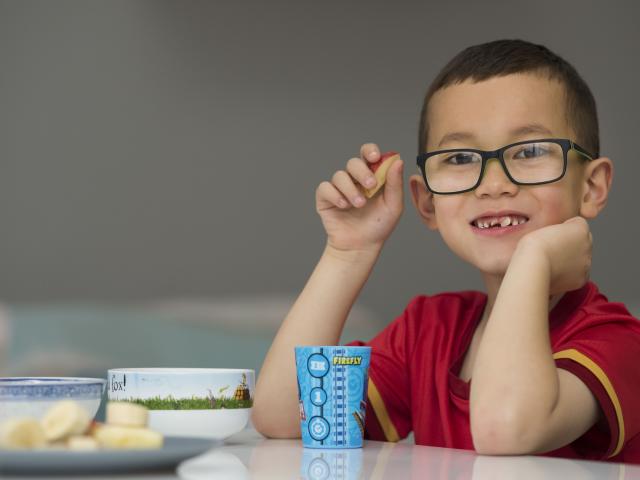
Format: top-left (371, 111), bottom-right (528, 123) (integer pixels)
top-left (383, 159), bottom-right (404, 207)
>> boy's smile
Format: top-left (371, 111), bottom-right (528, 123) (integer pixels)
top-left (470, 211), bottom-right (530, 237)
top-left (410, 73), bottom-right (587, 277)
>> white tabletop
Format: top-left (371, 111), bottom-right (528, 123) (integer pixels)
top-left (3, 428), bottom-right (639, 479)
top-left (176, 428), bottom-right (640, 480)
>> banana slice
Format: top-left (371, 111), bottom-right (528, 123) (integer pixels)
top-left (94, 425), bottom-right (163, 449)
top-left (41, 400), bottom-right (90, 442)
top-left (67, 435), bottom-right (99, 451)
top-left (106, 402), bottom-right (148, 428)
top-left (0, 417), bottom-right (47, 449)
top-left (45, 441), bottom-right (69, 450)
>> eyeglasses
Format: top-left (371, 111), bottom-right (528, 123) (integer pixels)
top-left (416, 138), bottom-right (594, 195)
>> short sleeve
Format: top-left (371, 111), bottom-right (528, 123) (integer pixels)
top-left (346, 298), bottom-right (424, 442)
top-left (552, 313), bottom-right (640, 460)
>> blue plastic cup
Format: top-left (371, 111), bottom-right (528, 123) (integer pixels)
top-left (295, 345), bottom-right (371, 448)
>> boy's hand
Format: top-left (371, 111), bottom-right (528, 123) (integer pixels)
top-left (516, 216), bottom-right (592, 295)
top-left (316, 143), bottom-right (404, 254)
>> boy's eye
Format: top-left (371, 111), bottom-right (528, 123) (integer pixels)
top-left (444, 152), bottom-right (479, 165)
top-left (513, 144), bottom-right (549, 159)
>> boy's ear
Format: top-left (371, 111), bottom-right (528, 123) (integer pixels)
top-left (579, 157), bottom-right (613, 219)
top-left (409, 174), bottom-right (439, 230)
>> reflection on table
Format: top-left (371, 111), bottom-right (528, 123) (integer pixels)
top-left (300, 448), bottom-right (363, 479)
top-left (178, 428), bottom-right (640, 480)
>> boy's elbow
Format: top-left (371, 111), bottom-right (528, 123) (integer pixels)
top-left (471, 408), bottom-right (540, 455)
top-left (251, 404), bottom-right (301, 439)
top-left (252, 420), bottom-right (300, 439)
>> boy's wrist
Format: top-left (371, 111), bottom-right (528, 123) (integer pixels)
top-left (323, 243), bottom-right (382, 266)
top-left (511, 239), bottom-right (552, 279)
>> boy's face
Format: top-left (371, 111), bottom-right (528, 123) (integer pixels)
top-left (410, 73), bottom-right (591, 276)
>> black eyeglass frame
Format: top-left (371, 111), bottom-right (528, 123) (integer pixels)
top-left (416, 138), bottom-right (594, 195)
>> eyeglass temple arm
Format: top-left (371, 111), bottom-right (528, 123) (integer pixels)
top-left (570, 141), bottom-right (594, 161)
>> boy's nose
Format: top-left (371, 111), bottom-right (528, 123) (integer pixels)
top-left (474, 157), bottom-right (518, 198)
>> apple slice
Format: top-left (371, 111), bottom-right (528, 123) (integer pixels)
top-left (363, 151), bottom-right (400, 198)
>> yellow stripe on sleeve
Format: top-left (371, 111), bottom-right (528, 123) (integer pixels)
top-left (368, 378), bottom-right (400, 442)
top-left (553, 348), bottom-right (625, 457)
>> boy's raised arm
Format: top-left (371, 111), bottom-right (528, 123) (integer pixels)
top-left (252, 144), bottom-right (404, 438)
top-left (470, 217), bottom-right (599, 454)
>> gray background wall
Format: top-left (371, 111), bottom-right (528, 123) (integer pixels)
top-left (1, 0), bottom-right (639, 325)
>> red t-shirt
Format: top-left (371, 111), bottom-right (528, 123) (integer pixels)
top-left (348, 281), bottom-right (640, 464)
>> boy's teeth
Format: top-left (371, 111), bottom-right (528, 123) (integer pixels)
top-left (474, 215), bottom-right (528, 229)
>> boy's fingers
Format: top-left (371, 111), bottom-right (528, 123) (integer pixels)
top-left (564, 215), bottom-right (586, 226)
top-left (382, 159), bottom-right (404, 208)
top-left (316, 181), bottom-right (349, 210)
top-left (332, 170), bottom-right (366, 208)
top-left (360, 143), bottom-right (380, 164)
top-left (346, 157), bottom-right (377, 189)
top-left (564, 216), bottom-right (590, 237)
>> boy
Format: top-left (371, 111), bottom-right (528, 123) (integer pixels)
top-left (252, 39), bottom-right (640, 463)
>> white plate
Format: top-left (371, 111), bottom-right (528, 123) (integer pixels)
top-left (0, 437), bottom-right (217, 475)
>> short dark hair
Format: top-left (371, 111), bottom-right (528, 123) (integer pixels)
top-left (418, 39), bottom-right (600, 157)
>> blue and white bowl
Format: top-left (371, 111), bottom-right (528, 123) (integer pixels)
top-left (0, 377), bottom-right (106, 423)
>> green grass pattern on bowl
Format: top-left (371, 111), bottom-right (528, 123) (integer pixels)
top-left (129, 395), bottom-right (253, 410)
